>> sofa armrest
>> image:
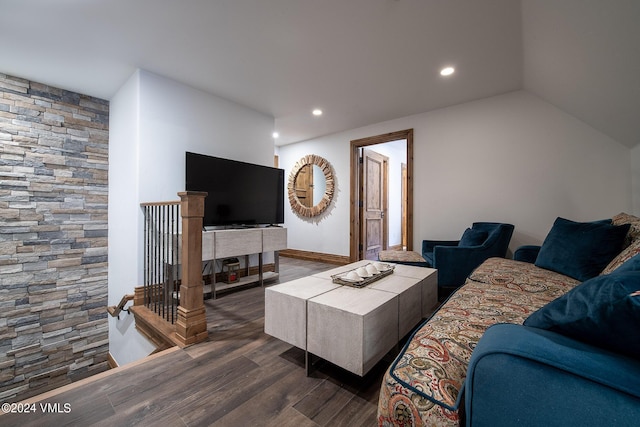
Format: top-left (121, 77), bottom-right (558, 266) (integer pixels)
top-left (513, 245), bottom-right (540, 263)
top-left (465, 324), bottom-right (640, 427)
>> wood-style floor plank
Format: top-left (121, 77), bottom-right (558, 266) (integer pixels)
top-left (210, 367), bottom-right (325, 426)
top-left (293, 379), bottom-right (356, 425)
top-left (0, 257), bottom-right (392, 427)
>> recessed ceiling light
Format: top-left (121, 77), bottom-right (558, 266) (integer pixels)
top-left (440, 67), bottom-right (455, 76)
top-left (312, 109), bottom-right (323, 116)
top-left (272, 132), bottom-right (279, 139)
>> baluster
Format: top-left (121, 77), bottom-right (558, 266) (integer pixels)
top-left (143, 206), bottom-right (148, 306)
top-left (138, 200), bottom-right (184, 325)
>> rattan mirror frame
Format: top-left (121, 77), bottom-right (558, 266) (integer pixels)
top-left (287, 154), bottom-right (335, 217)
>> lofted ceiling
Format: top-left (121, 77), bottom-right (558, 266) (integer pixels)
top-left (0, 0), bottom-right (638, 147)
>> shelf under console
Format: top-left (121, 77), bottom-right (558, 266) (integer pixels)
top-left (202, 227), bottom-right (287, 298)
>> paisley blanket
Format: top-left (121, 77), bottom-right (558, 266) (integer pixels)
top-left (377, 257), bottom-right (579, 426)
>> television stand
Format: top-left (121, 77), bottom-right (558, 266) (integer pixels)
top-left (201, 227), bottom-right (287, 298)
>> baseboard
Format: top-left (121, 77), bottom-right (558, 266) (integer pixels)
top-left (107, 352), bottom-right (118, 369)
top-left (280, 249), bottom-right (350, 265)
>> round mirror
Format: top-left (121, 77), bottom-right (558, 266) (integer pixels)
top-left (288, 155), bottom-right (335, 217)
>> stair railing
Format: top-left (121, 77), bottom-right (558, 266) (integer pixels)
top-left (141, 200), bottom-right (181, 323)
top-left (130, 191), bottom-right (208, 348)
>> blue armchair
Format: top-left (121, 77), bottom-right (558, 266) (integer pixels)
top-left (513, 244), bottom-right (541, 263)
top-left (422, 222), bottom-right (514, 299)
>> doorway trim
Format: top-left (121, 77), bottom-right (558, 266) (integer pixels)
top-left (350, 129), bottom-right (414, 262)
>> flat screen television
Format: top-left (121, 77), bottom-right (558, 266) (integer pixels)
top-left (185, 152), bottom-right (285, 227)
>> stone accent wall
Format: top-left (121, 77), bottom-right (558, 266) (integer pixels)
top-left (0, 74), bottom-right (109, 401)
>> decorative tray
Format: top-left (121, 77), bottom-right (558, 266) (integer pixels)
top-left (331, 262), bottom-right (395, 288)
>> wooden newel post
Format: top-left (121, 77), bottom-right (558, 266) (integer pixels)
top-left (175, 191), bottom-right (208, 346)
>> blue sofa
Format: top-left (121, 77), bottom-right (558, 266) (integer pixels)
top-left (378, 213), bottom-right (640, 426)
top-left (465, 323), bottom-right (640, 427)
top-left (465, 230), bottom-right (640, 426)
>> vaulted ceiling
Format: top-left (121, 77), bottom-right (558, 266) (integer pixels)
top-left (1, 0), bottom-right (638, 147)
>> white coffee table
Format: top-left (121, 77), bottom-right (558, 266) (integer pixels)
top-left (265, 260), bottom-right (437, 376)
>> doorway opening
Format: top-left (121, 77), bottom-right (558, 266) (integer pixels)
top-left (350, 129), bottom-right (414, 262)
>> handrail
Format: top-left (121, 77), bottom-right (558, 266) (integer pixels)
top-left (140, 200), bottom-right (181, 207)
top-left (107, 294), bottom-right (134, 318)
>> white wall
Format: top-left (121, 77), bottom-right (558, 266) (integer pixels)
top-left (108, 70), bottom-right (275, 366)
top-left (632, 145), bottom-right (640, 216)
top-left (279, 90), bottom-right (632, 256)
top-left (279, 140), bottom-right (351, 255)
top-left (108, 70), bottom-right (156, 366)
top-left (137, 71), bottom-right (275, 203)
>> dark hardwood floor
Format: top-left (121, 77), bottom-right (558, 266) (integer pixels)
top-left (1, 257), bottom-right (395, 427)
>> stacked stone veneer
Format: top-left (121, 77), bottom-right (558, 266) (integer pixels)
top-left (0, 74), bottom-right (109, 401)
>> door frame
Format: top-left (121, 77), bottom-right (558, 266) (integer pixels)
top-left (349, 129), bottom-right (414, 262)
top-left (401, 162), bottom-right (407, 249)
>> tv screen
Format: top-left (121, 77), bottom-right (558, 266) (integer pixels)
top-left (185, 152), bottom-right (285, 227)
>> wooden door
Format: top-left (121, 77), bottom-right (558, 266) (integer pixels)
top-left (361, 149), bottom-right (388, 260)
top-left (294, 164), bottom-right (314, 207)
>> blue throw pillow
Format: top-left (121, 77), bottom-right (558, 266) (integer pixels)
top-left (459, 228), bottom-right (488, 247)
top-left (534, 217), bottom-right (630, 281)
top-left (524, 272), bottom-right (640, 358)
